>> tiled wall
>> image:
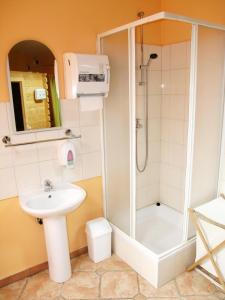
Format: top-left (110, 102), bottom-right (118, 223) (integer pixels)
top-left (160, 41), bottom-right (190, 212)
top-left (0, 100), bottom-right (101, 200)
top-left (136, 41), bottom-right (190, 212)
top-left (136, 44), bottom-right (162, 209)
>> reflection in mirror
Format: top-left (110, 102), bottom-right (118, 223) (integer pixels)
top-left (8, 40), bottom-right (62, 132)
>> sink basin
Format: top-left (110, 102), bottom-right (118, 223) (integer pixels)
top-left (19, 182), bottom-right (86, 283)
top-left (19, 183), bottom-right (86, 218)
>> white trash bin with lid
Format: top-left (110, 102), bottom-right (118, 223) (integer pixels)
top-left (86, 217), bottom-right (112, 263)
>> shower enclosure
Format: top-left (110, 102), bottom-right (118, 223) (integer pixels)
top-left (98, 12), bottom-right (225, 287)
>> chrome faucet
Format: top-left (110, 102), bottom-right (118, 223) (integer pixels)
top-left (43, 179), bottom-right (54, 192)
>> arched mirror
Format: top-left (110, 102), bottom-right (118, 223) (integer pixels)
top-left (8, 40), bottom-right (62, 132)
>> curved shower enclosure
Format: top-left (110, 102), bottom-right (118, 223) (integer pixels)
top-left (98, 12), bottom-right (225, 287)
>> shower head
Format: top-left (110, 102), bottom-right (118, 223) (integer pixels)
top-left (150, 53), bottom-right (158, 59)
top-left (140, 53), bottom-right (158, 69)
top-left (146, 53), bottom-right (158, 65)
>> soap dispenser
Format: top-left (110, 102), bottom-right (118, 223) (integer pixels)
top-left (58, 141), bottom-right (76, 169)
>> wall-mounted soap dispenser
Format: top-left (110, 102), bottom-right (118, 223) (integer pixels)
top-left (58, 141), bottom-right (76, 169)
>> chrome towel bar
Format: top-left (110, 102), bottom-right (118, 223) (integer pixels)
top-left (2, 129), bottom-right (81, 148)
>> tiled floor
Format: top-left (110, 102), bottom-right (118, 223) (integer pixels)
top-left (0, 254), bottom-right (225, 300)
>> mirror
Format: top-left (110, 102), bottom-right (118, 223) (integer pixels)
top-left (8, 40), bottom-right (62, 132)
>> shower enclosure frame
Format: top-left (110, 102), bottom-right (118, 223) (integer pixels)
top-left (97, 11), bottom-right (225, 286)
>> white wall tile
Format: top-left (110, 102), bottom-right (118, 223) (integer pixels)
top-left (11, 134), bottom-right (38, 166)
top-left (14, 163), bottom-right (41, 194)
top-left (136, 184), bottom-right (159, 209)
top-left (82, 152), bottom-right (101, 179)
top-left (162, 45), bottom-right (171, 70)
top-left (148, 119), bottom-right (161, 142)
top-left (0, 132), bottom-right (13, 168)
top-left (171, 144), bottom-right (186, 168)
top-left (36, 131), bottom-right (59, 161)
top-left (171, 69), bottom-right (186, 94)
top-left (148, 96), bottom-right (161, 119)
top-left (170, 120), bottom-right (184, 144)
top-left (136, 82), bottom-right (145, 97)
top-left (80, 126), bottom-right (101, 154)
top-left (39, 160), bottom-right (62, 185)
top-left (0, 168), bottom-right (17, 199)
top-left (161, 95), bottom-right (171, 119)
top-left (171, 42), bottom-right (187, 69)
top-left (161, 141), bottom-right (171, 164)
top-left (0, 98), bottom-right (103, 200)
top-left (170, 95), bottom-right (185, 120)
top-left (162, 70), bottom-right (171, 94)
top-left (148, 70), bottom-right (162, 95)
top-left (62, 155), bottom-right (83, 183)
top-left (149, 142), bottom-right (161, 163)
top-left (60, 99), bottom-right (79, 128)
top-left (80, 111), bottom-right (100, 127)
top-left (136, 95), bottom-right (145, 118)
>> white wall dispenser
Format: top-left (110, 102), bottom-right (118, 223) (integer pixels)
top-left (58, 140), bottom-right (76, 169)
top-left (64, 53), bottom-right (110, 111)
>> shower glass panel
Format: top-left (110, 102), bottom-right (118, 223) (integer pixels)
top-left (135, 20), bottom-right (192, 254)
top-left (101, 30), bottom-right (131, 235)
top-left (188, 26), bottom-right (225, 238)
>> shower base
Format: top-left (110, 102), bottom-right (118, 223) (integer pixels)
top-left (111, 220), bottom-right (196, 287)
top-left (136, 203), bottom-right (183, 254)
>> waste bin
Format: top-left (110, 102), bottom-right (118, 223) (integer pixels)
top-left (86, 217), bottom-right (112, 263)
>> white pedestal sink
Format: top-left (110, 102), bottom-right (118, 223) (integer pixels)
top-left (19, 183), bottom-right (86, 283)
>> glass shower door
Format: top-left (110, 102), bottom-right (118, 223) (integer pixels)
top-left (101, 30), bottom-right (131, 235)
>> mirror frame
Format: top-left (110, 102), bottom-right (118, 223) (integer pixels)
top-left (7, 40), bottom-right (62, 134)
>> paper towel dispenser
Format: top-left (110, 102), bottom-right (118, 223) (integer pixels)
top-left (64, 53), bottom-right (110, 99)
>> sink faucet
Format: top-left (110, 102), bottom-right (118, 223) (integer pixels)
top-left (43, 179), bottom-right (54, 192)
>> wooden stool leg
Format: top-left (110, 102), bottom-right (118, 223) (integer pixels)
top-left (187, 240), bottom-right (225, 271)
top-left (188, 209), bottom-right (225, 291)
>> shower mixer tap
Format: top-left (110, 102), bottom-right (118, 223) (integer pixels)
top-left (136, 118), bottom-right (143, 129)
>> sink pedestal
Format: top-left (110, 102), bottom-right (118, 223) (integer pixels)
top-left (43, 216), bottom-right (71, 283)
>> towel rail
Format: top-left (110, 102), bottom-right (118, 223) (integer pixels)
top-left (2, 129), bottom-right (81, 148)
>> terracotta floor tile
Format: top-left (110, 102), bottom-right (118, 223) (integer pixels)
top-left (19, 271), bottom-right (62, 300)
top-left (134, 294), bottom-right (146, 300)
top-left (101, 271), bottom-right (138, 298)
top-left (214, 290), bottom-right (225, 299)
top-left (0, 279), bottom-right (26, 300)
top-left (1, 255), bottom-right (224, 300)
top-left (61, 271), bottom-right (99, 299)
top-left (176, 271), bottom-right (216, 296)
top-left (181, 296), bottom-right (219, 300)
top-left (72, 254), bottom-right (100, 271)
top-left (146, 298), bottom-right (180, 300)
top-left (72, 253), bottom-right (131, 273)
top-left (138, 275), bottom-right (179, 298)
top-left (98, 254), bottom-right (132, 271)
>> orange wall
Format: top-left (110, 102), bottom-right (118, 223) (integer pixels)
top-left (161, 0), bottom-right (225, 25)
top-left (0, 0), bottom-right (160, 101)
top-left (136, 20), bottom-right (192, 46)
top-left (0, 177), bottom-right (103, 279)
